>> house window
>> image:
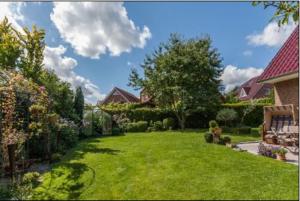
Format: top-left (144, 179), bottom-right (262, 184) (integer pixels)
top-left (240, 88), bottom-right (247, 98)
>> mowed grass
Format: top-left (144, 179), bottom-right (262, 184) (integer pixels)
top-left (33, 131), bottom-right (298, 200)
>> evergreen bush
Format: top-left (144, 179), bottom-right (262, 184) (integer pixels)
top-left (163, 117), bottom-right (175, 130)
top-left (125, 121), bottom-right (148, 132)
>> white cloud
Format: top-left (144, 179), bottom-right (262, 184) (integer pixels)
top-left (43, 45), bottom-right (106, 104)
top-left (243, 50), bottom-right (253, 56)
top-left (0, 2), bottom-right (25, 31)
top-left (50, 2), bottom-right (151, 59)
top-left (247, 21), bottom-right (297, 47)
top-left (221, 65), bottom-right (264, 92)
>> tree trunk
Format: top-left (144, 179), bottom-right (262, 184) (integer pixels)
top-left (47, 132), bottom-right (51, 159)
top-left (179, 120), bottom-right (185, 130)
top-left (44, 132), bottom-right (51, 160)
top-left (56, 130), bottom-right (60, 152)
top-left (176, 113), bottom-right (186, 130)
top-left (7, 144), bottom-right (16, 182)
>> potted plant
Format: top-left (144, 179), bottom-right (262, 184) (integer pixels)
top-left (272, 147), bottom-right (288, 161)
top-left (209, 120), bottom-right (222, 143)
top-left (213, 127), bottom-right (222, 136)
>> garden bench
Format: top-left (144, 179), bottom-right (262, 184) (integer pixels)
top-left (264, 115), bottom-right (298, 153)
top-left (264, 115), bottom-right (293, 144)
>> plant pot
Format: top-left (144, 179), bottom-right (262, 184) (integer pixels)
top-left (276, 153), bottom-right (286, 161)
top-left (213, 128), bottom-right (222, 136)
top-left (213, 135), bottom-right (220, 143)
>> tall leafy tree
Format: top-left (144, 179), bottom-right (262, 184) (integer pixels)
top-left (38, 70), bottom-right (76, 119)
top-left (0, 17), bottom-right (78, 122)
top-left (0, 17), bottom-right (45, 82)
top-left (252, 1), bottom-right (299, 26)
top-left (18, 25), bottom-right (45, 83)
top-left (0, 17), bottom-right (22, 70)
top-left (224, 86), bottom-right (239, 103)
top-left (129, 34), bottom-right (223, 129)
top-left (74, 86), bottom-right (84, 123)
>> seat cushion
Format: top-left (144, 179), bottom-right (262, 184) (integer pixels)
top-left (281, 125), bottom-right (290, 133)
top-left (265, 134), bottom-right (276, 139)
top-left (278, 135), bottom-right (287, 139)
top-left (289, 126), bottom-right (299, 133)
top-left (266, 131), bottom-right (274, 134)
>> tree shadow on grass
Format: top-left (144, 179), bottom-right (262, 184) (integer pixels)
top-left (71, 143), bottom-right (121, 160)
top-left (35, 162), bottom-right (96, 199)
top-left (34, 138), bottom-right (122, 199)
top-left (77, 134), bottom-right (125, 146)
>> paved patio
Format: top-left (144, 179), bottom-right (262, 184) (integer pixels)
top-left (236, 141), bottom-right (299, 165)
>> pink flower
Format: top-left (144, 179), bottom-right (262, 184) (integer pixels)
top-left (39, 86), bottom-right (46, 92)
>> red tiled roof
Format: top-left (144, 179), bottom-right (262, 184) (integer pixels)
top-left (100, 87), bottom-right (139, 105)
top-left (258, 26), bottom-right (299, 82)
top-left (115, 87), bottom-right (140, 102)
top-left (237, 76), bottom-right (272, 101)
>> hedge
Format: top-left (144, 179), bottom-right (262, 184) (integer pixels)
top-left (163, 117), bottom-right (175, 130)
top-left (101, 104), bottom-right (217, 129)
top-left (100, 102), bottom-right (269, 129)
top-left (221, 126), bottom-right (251, 134)
top-left (125, 121), bottom-right (148, 132)
top-left (102, 106), bottom-right (174, 122)
top-left (221, 126), bottom-right (261, 136)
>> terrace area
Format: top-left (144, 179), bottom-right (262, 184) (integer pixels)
top-left (237, 142), bottom-right (298, 165)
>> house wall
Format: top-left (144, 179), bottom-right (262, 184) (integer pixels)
top-left (274, 78), bottom-right (299, 122)
top-left (274, 78), bottom-right (298, 107)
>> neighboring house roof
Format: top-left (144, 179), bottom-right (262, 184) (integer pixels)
top-left (100, 87), bottom-right (140, 105)
top-left (237, 76), bottom-right (273, 101)
top-left (258, 25), bottom-right (299, 83)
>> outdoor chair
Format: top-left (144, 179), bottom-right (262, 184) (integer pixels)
top-left (264, 115), bottom-right (293, 144)
top-left (270, 123), bottom-right (299, 153)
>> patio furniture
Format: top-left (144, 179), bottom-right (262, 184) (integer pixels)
top-left (263, 104), bottom-right (298, 144)
top-left (269, 123), bottom-right (299, 154)
top-left (263, 115), bottom-right (299, 146)
top-left (264, 115), bottom-right (293, 144)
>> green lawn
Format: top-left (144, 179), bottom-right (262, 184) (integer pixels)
top-left (33, 131), bottom-right (298, 200)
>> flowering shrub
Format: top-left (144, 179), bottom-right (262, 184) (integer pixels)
top-left (0, 71), bottom-right (44, 165)
top-left (258, 143), bottom-right (276, 158)
top-left (57, 118), bottom-right (79, 151)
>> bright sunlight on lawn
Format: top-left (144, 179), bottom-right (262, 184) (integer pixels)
top-left (33, 131), bottom-right (298, 200)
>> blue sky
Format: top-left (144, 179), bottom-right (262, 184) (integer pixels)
top-left (1, 2), bottom-right (297, 103)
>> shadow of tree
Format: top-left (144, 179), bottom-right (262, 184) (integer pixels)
top-left (82, 135), bottom-right (125, 143)
top-left (71, 143), bottom-right (121, 160)
top-left (34, 162), bottom-right (96, 199)
top-left (100, 133), bottom-right (126, 138)
top-left (33, 138), bottom-right (121, 199)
